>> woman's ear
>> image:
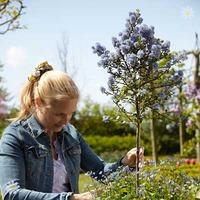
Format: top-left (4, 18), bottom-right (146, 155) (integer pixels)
top-left (34, 98), bottom-right (42, 108)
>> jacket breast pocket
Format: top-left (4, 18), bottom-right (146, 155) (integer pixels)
top-left (65, 144), bottom-right (81, 172)
top-left (24, 144), bottom-right (49, 178)
top-left (67, 145), bottom-right (81, 155)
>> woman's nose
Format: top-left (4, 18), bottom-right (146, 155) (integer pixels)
top-left (62, 114), bottom-right (71, 124)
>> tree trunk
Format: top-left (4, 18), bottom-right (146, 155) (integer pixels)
top-left (178, 85), bottom-right (184, 157)
top-left (135, 99), bottom-right (141, 195)
top-left (150, 111), bottom-right (158, 165)
top-left (196, 129), bottom-right (200, 163)
top-left (179, 117), bottom-right (184, 157)
top-left (136, 121), bottom-right (140, 194)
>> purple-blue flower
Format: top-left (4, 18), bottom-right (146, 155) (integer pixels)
top-left (121, 33), bottom-right (129, 41)
top-left (112, 37), bottom-right (120, 48)
top-left (130, 34), bottom-right (136, 44)
top-left (137, 17), bottom-right (143, 24)
top-left (129, 14), bottom-right (136, 24)
top-left (92, 43), bottom-right (106, 56)
top-left (139, 24), bottom-right (154, 41)
top-left (103, 115), bottom-right (110, 123)
top-left (149, 44), bottom-right (161, 59)
top-left (159, 92), bottom-right (166, 100)
top-left (120, 44), bottom-right (130, 54)
top-left (98, 57), bottom-right (109, 68)
top-left (152, 63), bottom-right (158, 70)
top-left (137, 50), bottom-right (145, 59)
top-left (177, 70), bottom-right (183, 77)
top-left (100, 87), bottom-right (106, 94)
top-left (172, 75), bottom-right (182, 83)
top-left (127, 53), bottom-right (137, 65)
top-left (108, 75), bottom-right (115, 89)
top-left (161, 41), bottom-right (170, 53)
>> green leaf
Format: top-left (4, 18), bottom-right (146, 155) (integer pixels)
top-left (196, 190), bottom-right (200, 199)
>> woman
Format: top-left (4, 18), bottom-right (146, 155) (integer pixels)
top-left (0, 61), bottom-right (143, 200)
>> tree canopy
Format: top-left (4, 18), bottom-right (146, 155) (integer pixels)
top-left (0, 0), bottom-right (25, 34)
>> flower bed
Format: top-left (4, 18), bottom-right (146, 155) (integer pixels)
top-left (92, 160), bottom-right (200, 199)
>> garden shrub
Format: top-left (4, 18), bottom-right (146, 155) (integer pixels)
top-left (175, 163), bottom-right (200, 178)
top-left (72, 98), bottom-right (135, 137)
top-left (100, 150), bottom-right (127, 163)
top-left (84, 135), bottom-right (135, 154)
top-left (92, 160), bottom-right (200, 199)
top-left (84, 134), bottom-right (181, 156)
top-left (183, 138), bottom-right (196, 158)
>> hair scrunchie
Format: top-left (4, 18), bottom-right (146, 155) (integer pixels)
top-left (28, 61), bottom-right (53, 83)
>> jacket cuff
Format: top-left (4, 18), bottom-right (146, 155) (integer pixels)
top-left (118, 156), bottom-right (124, 166)
top-left (65, 192), bottom-right (74, 200)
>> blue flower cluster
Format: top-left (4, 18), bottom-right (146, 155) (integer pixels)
top-left (92, 9), bottom-right (186, 119)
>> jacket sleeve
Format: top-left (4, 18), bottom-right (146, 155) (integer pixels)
top-left (0, 127), bottom-right (73, 200)
top-left (78, 131), bottom-right (123, 181)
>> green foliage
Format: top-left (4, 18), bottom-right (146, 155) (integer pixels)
top-left (0, 118), bottom-right (7, 137)
top-left (71, 98), bottom-right (184, 156)
top-left (183, 138), bottom-right (196, 158)
top-left (84, 135), bottom-right (135, 154)
top-left (72, 98), bottom-right (135, 136)
top-left (74, 98), bottom-right (183, 156)
top-left (79, 173), bottom-right (94, 193)
top-left (0, 107), bottom-right (19, 138)
top-left (0, 63), bottom-right (9, 115)
top-left (176, 164), bottom-right (200, 178)
top-left (0, 62), bottom-right (11, 137)
top-left (100, 150), bottom-right (127, 163)
top-left (94, 161), bottom-right (200, 199)
top-left (184, 82), bottom-right (200, 134)
top-left (141, 119), bottom-right (180, 155)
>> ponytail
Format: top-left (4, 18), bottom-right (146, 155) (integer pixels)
top-left (13, 81), bottom-right (35, 121)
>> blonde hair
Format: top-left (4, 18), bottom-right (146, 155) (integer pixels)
top-left (14, 64), bottom-right (79, 121)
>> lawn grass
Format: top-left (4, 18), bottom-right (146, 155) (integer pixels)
top-left (79, 173), bottom-right (96, 193)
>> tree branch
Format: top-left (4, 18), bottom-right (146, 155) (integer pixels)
top-left (0, 0), bottom-right (25, 34)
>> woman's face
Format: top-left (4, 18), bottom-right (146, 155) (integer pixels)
top-left (35, 98), bottom-right (77, 133)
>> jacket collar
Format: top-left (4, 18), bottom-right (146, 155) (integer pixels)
top-left (23, 115), bottom-right (70, 139)
top-left (25, 115), bottom-right (45, 138)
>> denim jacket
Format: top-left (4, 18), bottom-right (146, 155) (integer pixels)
top-left (0, 115), bottom-right (122, 200)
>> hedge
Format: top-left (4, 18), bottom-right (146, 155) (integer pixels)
top-left (84, 135), bottom-right (135, 154)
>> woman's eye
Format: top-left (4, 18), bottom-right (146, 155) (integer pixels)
top-left (55, 113), bottom-right (63, 117)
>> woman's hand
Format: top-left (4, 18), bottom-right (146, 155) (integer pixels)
top-left (121, 147), bottom-right (144, 167)
top-left (70, 191), bottom-right (94, 200)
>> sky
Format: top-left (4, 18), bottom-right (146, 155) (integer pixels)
top-left (0, 0), bottom-right (200, 108)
